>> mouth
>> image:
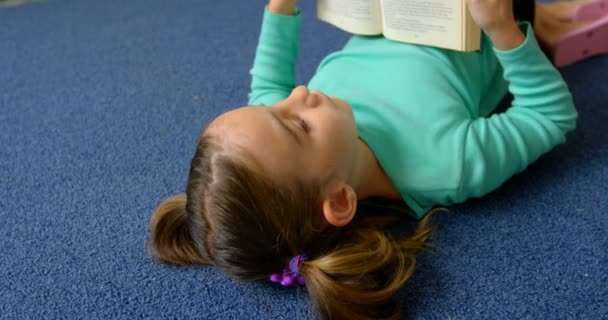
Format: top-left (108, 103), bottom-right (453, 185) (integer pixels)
top-left (311, 90), bottom-right (339, 109)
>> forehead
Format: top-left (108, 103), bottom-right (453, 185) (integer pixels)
top-left (206, 106), bottom-right (298, 177)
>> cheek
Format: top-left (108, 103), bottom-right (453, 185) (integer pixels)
top-left (317, 111), bottom-right (355, 152)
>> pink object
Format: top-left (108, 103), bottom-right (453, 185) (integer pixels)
top-left (553, 14), bottom-right (608, 67)
top-left (572, 0), bottom-right (608, 21)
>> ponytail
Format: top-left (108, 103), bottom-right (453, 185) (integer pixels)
top-left (149, 194), bottom-right (212, 266)
top-left (299, 210), bottom-right (439, 320)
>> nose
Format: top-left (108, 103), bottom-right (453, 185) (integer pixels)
top-left (290, 85), bottom-right (309, 101)
top-left (284, 85), bottom-right (319, 108)
top-left (274, 86), bottom-right (310, 114)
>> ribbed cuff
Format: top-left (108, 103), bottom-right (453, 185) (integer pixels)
top-left (493, 22), bottom-right (546, 64)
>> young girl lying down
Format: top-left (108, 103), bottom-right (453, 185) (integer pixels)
top-left (150, 0), bottom-right (607, 318)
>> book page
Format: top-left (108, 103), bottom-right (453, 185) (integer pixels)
top-left (380, 0), bottom-right (463, 50)
top-left (317, 0), bottom-right (382, 35)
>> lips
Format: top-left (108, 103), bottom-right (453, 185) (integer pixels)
top-left (310, 90), bottom-right (333, 107)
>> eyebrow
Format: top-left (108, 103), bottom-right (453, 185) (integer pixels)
top-left (268, 110), bottom-right (302, 145)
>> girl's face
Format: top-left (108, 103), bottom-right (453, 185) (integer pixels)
top-left (208, 85), bottom-right (359, 185)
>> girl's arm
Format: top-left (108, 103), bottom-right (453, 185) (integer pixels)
top-left (247, 1), bottom-right (301, 106)
top-left (453, 0), bottom-right (578, 201)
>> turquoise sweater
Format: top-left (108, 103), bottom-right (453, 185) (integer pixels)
top-left (248, 7), bottom-right (578, 218)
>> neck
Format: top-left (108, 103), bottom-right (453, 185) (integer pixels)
top-left (352, 139), bottom-right (401, 200)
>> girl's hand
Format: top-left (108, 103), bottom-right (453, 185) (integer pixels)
top-left (268, 0), bottom-right (299, 16)
top-left (466, 0), bottom-right (525, 50)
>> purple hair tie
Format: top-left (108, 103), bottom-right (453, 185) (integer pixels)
top-left (269, 254), bottom-right (308, 287)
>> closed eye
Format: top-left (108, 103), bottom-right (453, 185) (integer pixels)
top-left (294, 117), bottom-right (310, 133)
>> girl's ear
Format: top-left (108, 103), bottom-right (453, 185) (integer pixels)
top-left (321, 183), bottom-right (357, 227)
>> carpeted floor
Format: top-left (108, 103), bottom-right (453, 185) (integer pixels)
top-left (0, 0), bottom-right (606, 319)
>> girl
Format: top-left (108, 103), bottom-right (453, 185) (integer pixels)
top-left (150, 0), bottom-right (603, 319)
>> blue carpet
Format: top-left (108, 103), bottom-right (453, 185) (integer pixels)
top-left (1, 0), bottom-right (606, 319)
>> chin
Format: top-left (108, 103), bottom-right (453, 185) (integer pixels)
top-left (332, 96), bottom-right (352, 115)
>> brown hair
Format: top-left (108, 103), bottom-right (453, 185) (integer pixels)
top-left (149, 134), bottom-right (437, 320)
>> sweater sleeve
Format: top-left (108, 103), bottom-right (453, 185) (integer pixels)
top-left (455, 23), bottom-right (578, 201)
top-left (247, 6), bottom-right (302, 106)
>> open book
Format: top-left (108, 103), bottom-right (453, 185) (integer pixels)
top-left (316, 0), bottom-right (481, 52)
